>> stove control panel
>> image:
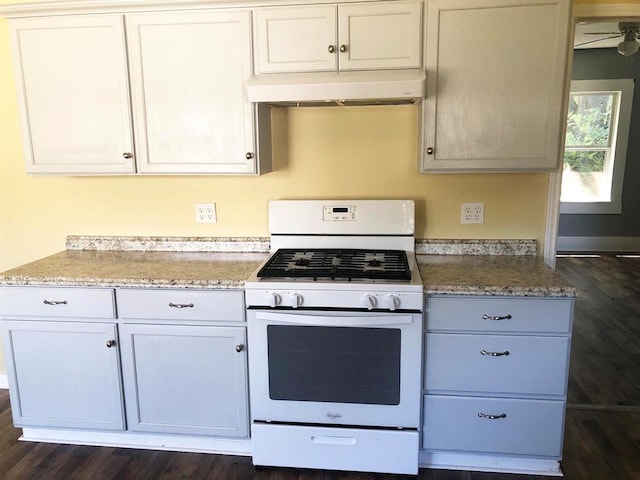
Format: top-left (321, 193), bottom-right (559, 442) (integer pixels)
top-left (323, 205), bottom-right (356, 221)
top-left (248, 289), bottom-right (422, 312)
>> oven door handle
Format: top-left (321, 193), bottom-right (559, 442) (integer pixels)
top-left (254, 311), bottom-right (415, 327)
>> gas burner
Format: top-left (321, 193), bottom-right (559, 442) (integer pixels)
top-left (257, 248), bottom-right (411, 281)
top-left (363, 253), bottom-right (386, 272)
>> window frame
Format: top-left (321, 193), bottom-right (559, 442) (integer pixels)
top-left (560, 79), bottom-right (634, 215)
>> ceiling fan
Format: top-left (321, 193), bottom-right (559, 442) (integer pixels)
top-left (576, 22), bottom-right (640, 57)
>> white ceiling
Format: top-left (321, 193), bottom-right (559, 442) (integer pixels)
top-left (574, 22), bottom-right (629, 50)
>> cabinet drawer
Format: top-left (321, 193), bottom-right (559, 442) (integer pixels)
top-left (425, 333), bottom-right (569, 396)
top-left (426, 296), bottom-right (573, 333)
top-left (116, 289), bottom-right (245, 321)
top-left (422, 395), bottom-right (564, 457)
top-left (252, 423), bottom-right (418, 474)
top-left (0, 286), bottom-right (115, 319)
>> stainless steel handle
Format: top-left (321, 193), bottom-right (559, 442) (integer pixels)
top-left (482, 314), bottom-right (512, 321)
top-left (246, 152), bottom-right (253, 160)
top-left (426, 147), bottom-right (434, 155)
top-left (478, 412), bottom-right (506, 420)
top-left (43, 300), bottom-right (67, 305)
top-left (123, 152), bottom-right (133, 159)
top-left (481, 349), bottom-right (510, 357)
top-left (328, 45), bottom-right (335, 53)
top-left (106, 339), bottom-right (116, 348)
top-left (168, 302), bottom-right (194, 309)
top-left (235, 344), bottom-right (245, 353)
top-left (339, 44), bottom-right (347, 53)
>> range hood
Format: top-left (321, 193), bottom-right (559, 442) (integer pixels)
top-left (246, 69), bottom-right (425, 106)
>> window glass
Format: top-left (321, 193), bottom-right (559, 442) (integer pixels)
top-left (560, 79), bottom-right (634, 214)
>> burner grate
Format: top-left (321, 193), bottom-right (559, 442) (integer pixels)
top-left (257, 248), bottom-right (411, 281)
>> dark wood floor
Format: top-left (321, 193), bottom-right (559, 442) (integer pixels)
top-left (0, 254), bottom-right (638, 480)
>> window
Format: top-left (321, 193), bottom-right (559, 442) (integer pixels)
top-left (560, 79), bottom-right (634, 214)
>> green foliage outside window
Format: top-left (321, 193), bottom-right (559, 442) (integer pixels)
top-left (564, 93), bottom-right (613, 173)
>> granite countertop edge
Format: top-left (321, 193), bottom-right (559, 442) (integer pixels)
top-left (0, 237), bottom-right (576, 297)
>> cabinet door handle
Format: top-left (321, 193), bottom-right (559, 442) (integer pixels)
top-left (123, 152), bottom-right (133, 159)
top-left (328, 45), bottom-right (336, 53)
top-left (426, 147), bottom-right (434, 155)
top-left (168, 302), bottom-right (194, 309)
top-left (478, 412), bottom-right (507, 420)
top-left (339, 44), bottom-right (347, 53)
top-left (482, 314), bottom-right (512, 321)
top-left (43, 299), bottom-right (67, 305)
top-left (106, 339), bottom-right (116, 348)
top-left (245, 152), bottom-right (254, 160)
top-left (481, 349), bottom-right (510, 357)
top-left (235, 344), bottom-right (245, 353)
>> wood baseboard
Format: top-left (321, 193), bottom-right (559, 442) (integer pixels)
top-left (557, 236), bottom-right (640, 253)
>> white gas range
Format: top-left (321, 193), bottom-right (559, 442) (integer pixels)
top-left (245, 200), bottom-right (423, 475)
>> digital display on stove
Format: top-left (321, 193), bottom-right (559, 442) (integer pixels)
top-left (332, 207), bottom-right (348, 213)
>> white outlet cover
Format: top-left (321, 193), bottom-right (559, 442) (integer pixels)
top-left (195, 203), bottom-right (216, 223)
top-left (461, 202), bottom-right (484, 224)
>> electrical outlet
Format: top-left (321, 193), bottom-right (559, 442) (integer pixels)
top-left (195, 203), bottom-right (216, 224)
top-left (461, 202), bottom-right (484, 224)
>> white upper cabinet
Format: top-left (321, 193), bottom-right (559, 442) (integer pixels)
top-left (421, 0), bottom-right (570, 172)
top-left (126, 11), bottom-right (261, 174)
top-left (9, 15), bottom-right (135, 174)
top-left (253, 1), bottom-right (422, 74)
top-left (7, 9), bottom-right (270, 175)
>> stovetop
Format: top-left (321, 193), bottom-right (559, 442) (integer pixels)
top-left (256, 248), bottom-right (411, 281)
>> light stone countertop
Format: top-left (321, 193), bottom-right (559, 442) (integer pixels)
top-left (0, 249), bottom-right (268, 290)
top-left (0, 237), bottom-right (575, 296)
top-left (417, 255), bottom-right (575, 297)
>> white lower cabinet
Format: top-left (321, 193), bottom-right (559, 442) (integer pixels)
top-left (0, 286), bottom-right (124, 431)
top-left (1, 320), bottom-right (125, 430)
top-left (421, 295), bottom-right (574, 474)
top-left (119, 323), bottom-right (248, 437)
top-left (0, 285), bottom-right (249, 443)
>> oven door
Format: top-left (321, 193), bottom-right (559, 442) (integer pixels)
top-left (247, 309), bottom-right (422, 429)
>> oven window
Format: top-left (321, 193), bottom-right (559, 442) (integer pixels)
top-left (267, 325), bottom-right (401, 405)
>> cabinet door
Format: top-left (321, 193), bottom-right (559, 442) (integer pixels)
top-left (9, 15), bottom-right (135, 174)
top-left (421, 0), bottom-right (570, 171)
top-left (338, 1), bottom-right (422, 71)
top-left (127, 11), bottom-right (257, 173)
top-left (119, 323), bottom-right (248, 437)
top-left (253, 5), bottom-right (337, 73)
top-left (1, 320), bottom-right (124, 430)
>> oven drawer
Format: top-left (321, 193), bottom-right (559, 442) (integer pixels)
top-left (426, 296), bottom-right (573, 334)
top-left (252, 423), bottom-right (419, 474)
top-left (422, 395), bottom-right (565, 457)
top-left (424, 333), bottom-right (570, 396)
top-left (116, 289), bottom-right (244, 322)
top-left (0, 286), bottom-right (115, 319)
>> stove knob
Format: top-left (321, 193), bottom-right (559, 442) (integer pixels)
top-left (363, 295), bottom-right (377, 310)
top-left (290, 293), bottom-right (303, 309)
top-left (387, 295), bottom-right (400, 311)
top-left (268, 292), bottom-right (282, 308)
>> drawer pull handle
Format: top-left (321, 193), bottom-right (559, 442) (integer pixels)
top-left (482, 314), bottom-right (512, 320)
top-left (481, 349), bottom-right (510, 357)
top-left (168, 302), bottom-right (194, 309)
top-left (478, 412), bottom-right (507, 420)
top-left (43, 300), bottom-right (67, 305)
